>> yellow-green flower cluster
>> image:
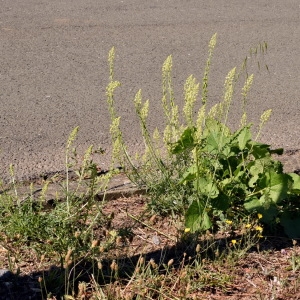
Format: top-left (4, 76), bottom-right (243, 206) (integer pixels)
top-left (183, 75), bottom-right (199, 127)
top-left (240, 74), bottom-right (254, 127)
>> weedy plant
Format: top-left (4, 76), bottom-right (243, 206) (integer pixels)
top-left (107, 34), bottom-right (300, 238)
top-left (0, 128), bottom-right (119, 297)
top-left (1, 34), bottom-right (300, 299)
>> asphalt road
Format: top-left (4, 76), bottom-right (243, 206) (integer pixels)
top-left (1, 0), bottom-right (300, 182)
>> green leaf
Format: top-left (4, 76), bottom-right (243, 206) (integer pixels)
top-left (222, 144), bottom-right (238, 157)
top-left (211, 193), bottom-right (231, 211)
top-left (185, 200), bottom-right (212, 233)
top-left (261, 205), bottom-right (278, 223)
top-left (179, 164), bottom-right (197, 184)
top-left (244, 196), bottom-right (260, 211)
top-left (203, 119), bottom-right (231, 154)
top-left (258, 171), bottom-right (290, 203)
top-left (244, 196), bottom-right (278, 223)
top-left (280, 211), bottom-right (300, 238)
top-left (248, 174), bottom-right (259, 188)
top-left (288, 173), bottom-right (300, 194)
top-left (248, 157), bottom-right (284, 179)
top-left (237, 125), bottom-right (252, 150)
top-left (172, 127), bottom-right (195, 154)
top-left (193, 177), bottom-right (219, 199)
top-left (248, 141), bottom-right (271, 159)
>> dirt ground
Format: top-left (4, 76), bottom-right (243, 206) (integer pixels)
top-left (1, 194), bottom-right (300, 299)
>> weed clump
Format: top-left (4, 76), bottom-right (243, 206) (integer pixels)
top-left (0, 34), bottom-right (299, 299)
top-left (106, 34), bottom-right (300, 238)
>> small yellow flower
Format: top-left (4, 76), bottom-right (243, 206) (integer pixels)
top-left (225, 220), bottom-right (233, 225)
top-left (231, 239), bottom-right (237, 245)
top-left (255, 226), bottom-right (263, 232)
top-left (257, 213), bottom-right (263, 219)
top-left (245, 224), bottom-right (251, 228)
top-left (184, 228), bottom-right (191, 233)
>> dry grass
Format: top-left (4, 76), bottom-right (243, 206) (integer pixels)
top-left (0, 194), bottom-right (300, 299)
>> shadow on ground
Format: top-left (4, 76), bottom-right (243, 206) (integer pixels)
top-left (0, 234), bottom-right (297, 300)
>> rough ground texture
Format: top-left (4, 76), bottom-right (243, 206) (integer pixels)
top-left (0, 0), bottom-right (300, 182)
top-left (1, 195), bottom-right (300, 299)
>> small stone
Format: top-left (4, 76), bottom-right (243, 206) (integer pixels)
top-left (152, 235), bottom-right (160, 245)
top-left (123, 179), bottom-right (131, 185)
top-left (281, 249), bottom-right (287, 255)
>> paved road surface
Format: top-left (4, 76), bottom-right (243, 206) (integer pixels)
top-left (1, 0), bottom-right (300, 182)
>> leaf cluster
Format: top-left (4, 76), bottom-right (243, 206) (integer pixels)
top-left (174, 118), bottom-right (300, 237)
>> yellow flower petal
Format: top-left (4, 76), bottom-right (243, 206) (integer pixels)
top-left (231, 239), bottom-right (237, 245)
top-left (257, 213), bottom-right (263, 219)
top-left (225, 220), bottom-right (233, 225)
top-left (184, 228), bottom-right (191, 233)
top-left (255, 226), bottom-right (263, 232)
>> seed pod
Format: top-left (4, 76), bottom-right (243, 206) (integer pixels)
top-left (116, 236), bottom-right (123, 246)
top-left (149, 215), bottom-right (157, 224)
top-left (74, 231), bottom-right (80, 238)
top-left (98, 261), bottom-right (103, 270)
top-left (150, 258), bottom-right (157, 269)
top-left (137, 256), bottom-right (145, 267)
top-left (167, 259), bottom-right (174, 267)
top-left (65, 249), bottom-right (72, 262)
top-left (110, 260), bottom-right (118, 271)
top-left (91, 240), bottom-right (99, 248)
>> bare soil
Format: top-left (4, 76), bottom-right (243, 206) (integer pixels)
top-left (1, 194), bottom-right (300, 299)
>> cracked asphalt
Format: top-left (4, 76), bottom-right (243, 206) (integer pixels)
top-left (1, 0), bottom-right (299, 182)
